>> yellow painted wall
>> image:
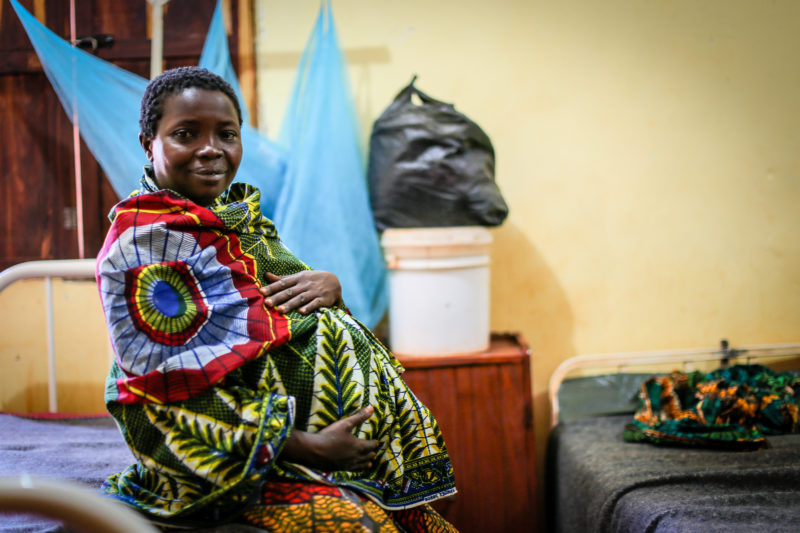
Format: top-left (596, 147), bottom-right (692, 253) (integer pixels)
top-left (0, 279), bottom-right (110, 413)
top-left (255, 0), bottom-right (800, 523)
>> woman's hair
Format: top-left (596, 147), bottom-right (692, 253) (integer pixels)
top-left (139, 66), bottom-right (243, 137)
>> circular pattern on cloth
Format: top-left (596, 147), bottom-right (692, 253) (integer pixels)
top-left (126, 261), bottom-right (209, 346)
top-left (97, 193), bottom-right (294, 403)
top-left (98, 214), bottom-right (258, 378)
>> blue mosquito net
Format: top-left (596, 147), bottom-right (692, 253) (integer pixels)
top-left (274, 2), bottom-right (387, 328)
top-left (11, 0), bottom-right (387, 328)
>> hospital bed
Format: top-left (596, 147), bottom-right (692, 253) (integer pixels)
top-left (0, 260), bottom-right (268, 532)
top-left (546, 341), bottom-right (800, 533)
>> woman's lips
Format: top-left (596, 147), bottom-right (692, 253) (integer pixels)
top-left (192, 169), bottom-right (227, 179)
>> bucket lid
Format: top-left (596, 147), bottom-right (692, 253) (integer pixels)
top-left (381, 227), bottom-right (492, 260)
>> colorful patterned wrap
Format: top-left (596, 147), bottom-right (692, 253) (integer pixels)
top-left (624, 364), bottom-right (800, 450)
top-left (96, 176), bottom-right (456, 525)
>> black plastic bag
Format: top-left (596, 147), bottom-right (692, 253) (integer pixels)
top-left (367, 76), bottom-right (508, 230)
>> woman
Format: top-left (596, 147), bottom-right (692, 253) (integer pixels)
top-left (97, 66), bottom-right (457, 532)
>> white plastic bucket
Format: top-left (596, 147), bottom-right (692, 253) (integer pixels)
top-left (381, 227), bottom-right (492, 356)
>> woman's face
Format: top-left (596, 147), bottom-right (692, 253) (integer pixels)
top-left (140, 87), bottom-right (242, 206)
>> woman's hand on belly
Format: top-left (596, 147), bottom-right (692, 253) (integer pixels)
top-left (281, 406), bottom-right (379, 472)
top-left (260, 271), bottom-right (342, 314)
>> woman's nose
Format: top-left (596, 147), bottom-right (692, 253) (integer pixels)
top-left (196, 137), bottom-right (223, 158)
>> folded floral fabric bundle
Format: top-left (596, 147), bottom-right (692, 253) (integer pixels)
top-left (624, 364), bottom-right (800, 450)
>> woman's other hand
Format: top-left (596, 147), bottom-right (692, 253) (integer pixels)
top-left (260, 271), bottom-right (342, 314)
top-left (282, 406), bottom-right (380, 472)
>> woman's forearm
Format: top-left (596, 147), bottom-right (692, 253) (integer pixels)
top-left (282, 429), bottom-right (319, 467)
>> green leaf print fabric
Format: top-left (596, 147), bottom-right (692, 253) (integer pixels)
top-left (97, 176), bottom-right (456, 525)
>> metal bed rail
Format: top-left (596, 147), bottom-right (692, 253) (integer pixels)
top-left (549, 340), bottom-right (800, 427)
top-left (0, 475), bottom-right (157, 533)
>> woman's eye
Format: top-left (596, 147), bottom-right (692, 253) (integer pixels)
top-left (172, 129), bottom-right (192, 139)
top-left (221, 130), bottom-right (239, 141)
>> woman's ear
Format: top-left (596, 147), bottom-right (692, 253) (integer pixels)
top-left (139, 133), bottom-right (154, 162)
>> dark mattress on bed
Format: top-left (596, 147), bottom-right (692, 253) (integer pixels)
top-left (0, 414), bottom-right (267, 532)
top-left (546, 414), bottom-right (800, 533)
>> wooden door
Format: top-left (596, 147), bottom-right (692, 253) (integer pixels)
top-left (0, 0), bottom-right (255, 270)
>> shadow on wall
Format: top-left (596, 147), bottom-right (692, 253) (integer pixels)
top-left (490, 221), bottom-right (574, 532)
top-left (491, 221), bottom-right (576, 379)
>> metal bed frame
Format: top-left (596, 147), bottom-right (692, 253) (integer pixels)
top-left (548, 339), bottom-right (800, 427)
top-left (0, 476), bottom-right (157, 533)
top-left (0, 259), bottom-right (97, 412)
top-left (0, 260), bottom-right (158, 532)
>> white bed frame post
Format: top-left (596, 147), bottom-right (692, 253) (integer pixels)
top-left (44, 277), bottom-right (57, 412)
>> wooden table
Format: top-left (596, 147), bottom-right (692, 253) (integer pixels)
top-left (397, 333), bottom-right (536, 532)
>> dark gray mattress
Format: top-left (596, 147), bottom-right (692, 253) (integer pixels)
top-left (546, 414), bottom-right (800, 533)
top-left (0, 414), bottom-right (267, 532)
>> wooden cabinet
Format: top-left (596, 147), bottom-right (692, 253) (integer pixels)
top-left (397, 333), bottom-right (536, 532)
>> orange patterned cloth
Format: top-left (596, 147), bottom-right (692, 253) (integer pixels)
top-left (243, 478), bottom-right (458, 533)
